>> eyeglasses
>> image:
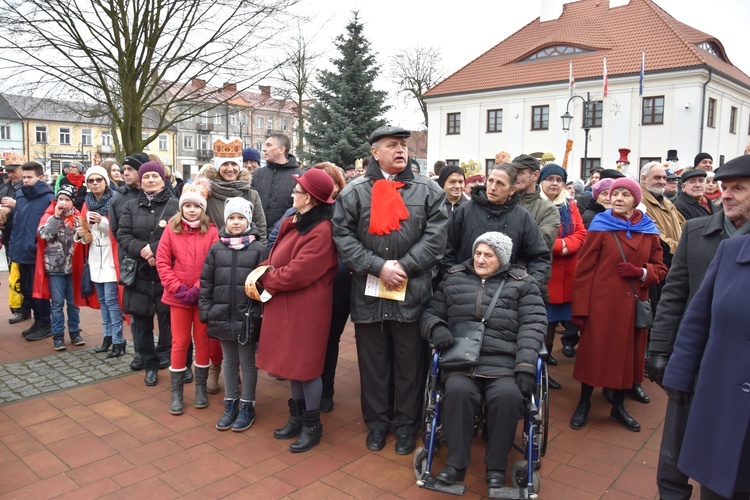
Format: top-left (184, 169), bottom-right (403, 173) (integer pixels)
top-left (542, 177), bottom-right (564, 184)
top-left (87, 177), bottom-right (105, 184)
top-left (292, 189), bottom-right (306, 195)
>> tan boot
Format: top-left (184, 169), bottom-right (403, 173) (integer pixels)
top-left (207, 362), bottom-right (221, 394)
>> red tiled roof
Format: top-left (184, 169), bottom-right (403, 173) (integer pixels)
top-left (425, 0), bottom-right (750, 98)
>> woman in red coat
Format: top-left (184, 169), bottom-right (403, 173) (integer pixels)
top-left (569, 178), bottom-right (667, 432)
top-left (255, 168), bottom-right (338, 453)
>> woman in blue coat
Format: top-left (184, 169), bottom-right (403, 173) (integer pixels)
top-left (663, 234), bottom-right (750, 500)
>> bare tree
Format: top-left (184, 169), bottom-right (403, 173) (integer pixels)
top-left (0, 0), bottom-right (298, 158)
top-left (390, 45), bottom-right (444, 128)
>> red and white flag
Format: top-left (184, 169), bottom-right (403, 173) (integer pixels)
top-left (603, 57), bottom-right (608, 97)
top-left (569, 61), bottom-right (575, 98)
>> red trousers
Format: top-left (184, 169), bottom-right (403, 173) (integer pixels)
top-left (170, 306), bottom-right (209, 369)
top-left (210, 338), bottom-right (222, 364)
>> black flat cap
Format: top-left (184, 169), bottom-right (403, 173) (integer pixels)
top-left (599, 168), bottom-right (626, 179)
top-left (681, 168), bottom-right (706, 182)
top-left (369, 125), bottom-right (410, 145)
top-left (714, 155), bottom-right (750, 181)
top-left (665, 168), bottom-right (679, 180)
top-left (511, 154), bottom-right (540, 171)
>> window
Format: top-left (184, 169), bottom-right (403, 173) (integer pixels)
top-left (730, 106), bottom-right (737, 134)
top-left (230, 115), bottom-right (237, 126)
top-left (697, 42), bottom-right (725, 61)
top-left (158, 134), bottom-right (168, 150)
top-left (585, 101), bottom-right (603, 128)
top-left (142, 133), bottom-right (150, 150)
top-left (268, 117), bottom-right (274, 131)
top-left (485, 159), bottom-right (495, 171)
top-left (101, 131), bottom-right (111, 147)
top-left (487, 109), bottom-right (503, 133)
top-left (522, 45), bottom-right (593, 62)
top-left (243, 113), bottom-right (248, 125)
top-left (640, 157), bottom-right (661, 168)
top-left (59, 126), bottom-right (71, 144)
top-left (446, 159), bottom-right (460, 167)
top-left (0, 125), bottom-right (10, 140)
top-left (36, 125), bottom-right (48, 143)
top-left (198, 134), bottom-right (209, 151)
top-left (707, 98), bottom-right (716, 128)
top-left (581, 158), bottom-right (601, 174)
top-left (281, 120), bottom-right (287, 131)
top-left (185, 109), bottom-right (193, 122)
top-left (213, 113), bottom-right (222, 125)
top-left (642, 96), bottom-right (664, 125)
top-left (256, 116), bottom-right (264, 128)
top-left (531, 105), bottom-right (549, 130)
top-left (183, 134), bottom-right (194, 150)
top-left (81, 128), bottom-right (92, 146)
top-left (447, 113), bottom-right (460, 134)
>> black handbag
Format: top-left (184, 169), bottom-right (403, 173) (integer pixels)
top-left (81, 247), bottom-right (94, 298)
top-left (118, 256), bottom-right (137, 287)
top-left (238, 306), bottom-right (261, 345)
top-left (612, 233), bottom-right (653, 329)
top-left (439, 278), bottom-right (506, 371)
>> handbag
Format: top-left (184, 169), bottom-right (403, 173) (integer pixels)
top-left (117, 202), bottom-right (170, 288)
top-left (81, 247), bottom-right (95, 298)
top-left (439, 278), bottom-right (506, 371)
top-left (238, 305), bottom-right (261, 345)
top-left (612, 233), bottom-right (653, 329)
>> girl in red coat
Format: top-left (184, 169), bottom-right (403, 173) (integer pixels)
top-left (156, 182), bottom-right (219, 415)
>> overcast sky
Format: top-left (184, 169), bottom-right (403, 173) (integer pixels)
top-left (289, 0), bottom-right (750, 130)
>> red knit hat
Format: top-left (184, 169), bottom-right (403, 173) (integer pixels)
top-left (609, 177), bottom-right (642, 206)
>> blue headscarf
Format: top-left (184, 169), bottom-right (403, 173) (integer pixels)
top-left (588, 209), bottom-right (659, 239)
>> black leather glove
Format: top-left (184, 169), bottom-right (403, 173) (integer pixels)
top-left (430, 325), bottom-right (454, 351)
top-left (646, 354), bottom-right (670, 387)
top-left (516, 372), bottom-right (536, 398)
top-left (664, 386), bottom-right (692, 407)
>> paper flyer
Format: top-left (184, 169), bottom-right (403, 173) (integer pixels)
top-left (364, 274), bottom-right (407, 301)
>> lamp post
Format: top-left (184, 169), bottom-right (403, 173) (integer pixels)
top-left (561, 91), bottom-right (592, 179)
top-left (239, 121), bottom-right (248, 148)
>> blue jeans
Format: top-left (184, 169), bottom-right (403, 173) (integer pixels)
top-left (93, 281), bottom-right (124, 344)
top-left (48, 274), bottom-right (80, 339)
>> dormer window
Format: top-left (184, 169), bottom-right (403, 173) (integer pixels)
top-left (522, 45), bottom-right (593, 62)
top-left (697, 41), bottom-right (725, 61)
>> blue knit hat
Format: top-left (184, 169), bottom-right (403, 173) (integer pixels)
top-left (538, 163), bottom-right (567, 184)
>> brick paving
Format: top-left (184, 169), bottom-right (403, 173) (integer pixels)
top-left (0, 270), bottom-right (700, 499)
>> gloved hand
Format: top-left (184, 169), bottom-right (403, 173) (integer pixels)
top-left (618, 262), bottom-right (644, 279)
top-left (181, 286), bottom-right (200, 306)
top-left (664, 386), bottom-right (692, 407)
top-left (516, 372), bottom-right (536, 398)
top-left (174, 284), bottom-right (190, 301)
top-left (646, 354), bottom-right (670, 387)
top-left (430, 325), bottom-right (454, 351)
top-left (571, 316), bottom-right (587, 332)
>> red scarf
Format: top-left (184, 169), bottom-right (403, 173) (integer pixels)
top-left (369, 179), bottom-right (409, 235)
top-left (705, 190), bottom-right (722, 201)
top-left (66, 172), bottom-right (85, 189)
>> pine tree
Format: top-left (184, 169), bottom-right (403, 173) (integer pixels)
top-left (306, 11), bottom-right (389, 167)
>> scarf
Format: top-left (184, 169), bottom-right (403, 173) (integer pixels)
top-left (723, 217), bottom-right (750, 238)
top-left (85, 189), bottom-right (113, 215)
top-left (541, 189), bottom-right (573, 237)
top-left (219, 226), bottom-right (256, 250)
top-left (369, 179), bottom-right (409, 235)
top-left (209, 178), bottom-right (250, 201)
top-left (588, 209), bottom-right (660, 238)
top-left (705, 190), bottom-right (722, 201)
top-left (145, 188), bottom-right (163, 201)
top-left (60, 208), bottom-right (80, 229)
top-left (182, 218), bottom-right (201, 229)
top-left (66, 172), bottom-right (85, 189)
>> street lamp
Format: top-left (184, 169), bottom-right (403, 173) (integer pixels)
top-left (561, 91), bottom-right (592, 179)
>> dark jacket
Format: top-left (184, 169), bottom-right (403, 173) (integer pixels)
top-left (443, 186), bottom-right (550, 288)
top-left (109, 185), bottom-right (140, 237)
top-left (672, 191), bottom-right (713, 221)
top-left (581, 202), bottom-right (606, 229)
top-left (199, 225), bottom-right (266, 342)
top-left (116, 189), bottom-right (178, 316)
top-left (420, 261), bottom-right (546, 378)
top-left (517, 187), bottom-right (560, 251)
top-left (251, 154), bottom-right (303, 228)
top-left (443, 195), bottom-right (467, 218)
top-left (8, 180), bottom-right (55, 264)
top-left (333, 159), bottom-right (448, 324)
top-left (649, 210), bottom-right (727, 354)
top-left (0, 179), bottom-right (22, 247)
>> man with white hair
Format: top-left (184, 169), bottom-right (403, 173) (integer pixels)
top-left (640, 161), bottom-right (685, 268)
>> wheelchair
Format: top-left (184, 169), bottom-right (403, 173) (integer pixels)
top-left (413, 349), bottom-right (550, 499)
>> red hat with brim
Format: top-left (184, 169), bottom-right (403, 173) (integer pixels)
top-left (294, 169), bottom-right (335, 204)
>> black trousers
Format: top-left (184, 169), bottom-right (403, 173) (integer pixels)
top-left (19, 263), bottom-right (50, 326)
top-left (321, 300), bottom-right (351, 400)
top-left (355, 321), bottom-right (427, 436)
top-left (131, 308), bottom-right (171, 361)
top-left (442, 375), bottom-right (524, 470)
top-left (657, 397), bottom-right (693, 500)
top-left (131, 312), bottom-right (170, 371)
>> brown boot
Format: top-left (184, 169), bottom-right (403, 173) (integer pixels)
top-left (207, 362), bottom-right (221, 394)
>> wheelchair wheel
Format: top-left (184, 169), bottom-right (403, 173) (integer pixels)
top-left (414, 447), bottom-right (428, 483)
top-left (539, 362), bottom-right (550, 456)
top-left (509, 459), bottom-right (541, 493)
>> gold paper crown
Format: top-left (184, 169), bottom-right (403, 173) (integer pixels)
top-left (354, 158), bottom-right (363, 169)
top-left (494, 151), bottom-right (511, 165)
top-left (461, 160), bottom-right (481, 177)
top-left (213, 138), bottom-right (243, 159)
top-left (541, 152), bottom-right (556, 162)
top-left (3, 151), bottom-right (26, 166)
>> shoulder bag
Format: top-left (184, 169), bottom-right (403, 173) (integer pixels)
top-left (118, 201), bottom-right (170, 288)
top-left (81, 245), bottom-right (95, 298)
top-left (612, 233), bottom-right (653, 329)
top-left (439, 278), bottom-right (507, 371)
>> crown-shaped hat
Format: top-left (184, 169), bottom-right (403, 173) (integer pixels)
top-left (3, 151), bottom-right (26, 167)
top-left (494, 151), bottom-right (512, 165)
top-left (213, 138), bottom-right (243, 171)
top-left (461, 160), bottom-right (482, 177)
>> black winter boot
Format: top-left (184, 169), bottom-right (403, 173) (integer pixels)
top-left (169, 370), bottom-right (185, 415)
top-left (232, 400), bottom-right (256, 432)
top-left (194, 366), bottom-right (209, 409)
top-left (94, 336), bottom-right (113, 353)
top-left (289, 410), bottom-right (322, 453)
top-left (216, 399), bottom-right (239, 430)
top-left (273, 399), bottom-right (305, 439)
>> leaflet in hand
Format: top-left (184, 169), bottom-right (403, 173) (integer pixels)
top-left (364, 274), bottom-right (407, 301)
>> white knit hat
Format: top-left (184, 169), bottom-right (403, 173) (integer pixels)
top-left (224, 197), bottom-right (253, 223)
top-left (213, 138), bottom-right (243, 172)
top-left (84, 165), bottom-right (110, 185)
top-left (472, 231), bottom-right (513, 266)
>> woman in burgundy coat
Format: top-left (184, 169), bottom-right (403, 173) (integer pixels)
top-left (255, 168), bottom-right (338, 453)
top-left (569, 178), bottom-right (667, 432)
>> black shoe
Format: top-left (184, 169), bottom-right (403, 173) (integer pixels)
top-left (53, 338), bottom-right (66, 351)
top-left (9, 312), bottom-right (31, 324)
top-left (130, 357), bottom-right (144, 371)
top-left (395, 434), bottom-right (416, 455)
top-left (486, 470), bottom-right (506, 488)
top-left (629, 383), bottom-right (650, 404)
top-left (365, 429), bottom-right (387, 451)
top-left (610, 405), bottom-right (641, 431)
top-left (289, 410), bottom-right (323, 453)
top-left (570, 401), bottom-right (591, 430)
top-left (320, 397), bottom-right (334, 413)
top-left (436, 466), bottom-right (467, 485)
top-left (107, 342), bottom-right (126, 358)
top-left (183, 367), bottom-right (193, 384)
top-left (603, 387), bottom-right (615, 405)
top-left (232, 400), bottom-right (256, 432)
top-left (562, 345), bottom-right (576, 357)
top-left (158, 357), bottom-right (170, 370)
top-left (216, 399), bottom-right (239, 431)
top-left (548, 375), bottom-right (562, 390)
top-left (26, 324), bottom-right (52, 341)
top-left (21, 322), bottom-right (40, 337)
top-left (70, 332), bottom-right (85, 346)
top-left (546, 353), bottom-right (558, 366)
top-left (94, 337), bottom-right (113, 353)
top-left (274, 399), bottom-right (305, 439)
top-left (144, 369), bottom-right (158, 386)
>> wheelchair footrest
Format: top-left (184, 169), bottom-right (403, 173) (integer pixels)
top-left (488, 486), bottom-right (532, 499)
top-left (419, 476), bottom-right (467, 496)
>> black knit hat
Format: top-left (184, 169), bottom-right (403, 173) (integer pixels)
top-left (57, 184), bottom-right (77, 201)
top-left (123, 152), bottom-right (150, 169)
top-left (437, 165), bottom-right (465, 188)
top-left (694, 152), bottom-right (712, 167)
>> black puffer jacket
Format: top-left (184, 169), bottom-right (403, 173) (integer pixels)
top-left (421, 260), bottom-right (546, 378)
top-left (116, 189), bottom-right (178, 316)
top-left (581, 202), bottom-right (606, 229)
top-left (199, 225), bottom-right (266, 342)
top-left (109, 185), bottom-right (140, 237)
top-left (251, 154), bottom-right (302, 228)
top-left (442, 186), bottom-right (550, 288)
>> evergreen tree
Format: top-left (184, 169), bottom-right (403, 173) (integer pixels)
top-left (306, 11), bottom-right (389, 167)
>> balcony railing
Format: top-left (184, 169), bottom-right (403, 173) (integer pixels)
top-left (196, 149), bottom-right (212, 160)
top-left (197, 123), bottom-right (214, 132)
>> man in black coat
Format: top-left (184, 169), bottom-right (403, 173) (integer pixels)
top-left (647, 156), bottom-right (750, 500)
top-left (0, 154), bottom-right (28, 323)
top-left (673, 169), bottom-right (713, 221)
top-left (252, 133), bottom-right (302, 228)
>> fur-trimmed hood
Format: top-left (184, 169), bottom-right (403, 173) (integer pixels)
top-left (200, 165), bottom-right (253, 186)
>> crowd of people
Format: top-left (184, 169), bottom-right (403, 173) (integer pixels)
top-left (1, 131), bottom-right (749, 498)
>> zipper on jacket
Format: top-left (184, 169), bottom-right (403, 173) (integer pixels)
top-left (230, 251), bottom-right (237, 337)
top-left (475, 279), bottom-right (485, 320)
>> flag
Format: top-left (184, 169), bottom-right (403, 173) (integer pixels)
top-left (639, 51), bottom-right (645, 96)
top-left (569, 61), bottom-right (575, 98)
top-left (603, 57), bottom-right (608, 97)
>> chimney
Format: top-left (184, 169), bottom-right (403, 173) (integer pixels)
top-left (191, 78), bottom-right (206, 89)
top-left (259, 85), bottom-right (271, 98)
top-left (223, 82), bottom-right (237, 93)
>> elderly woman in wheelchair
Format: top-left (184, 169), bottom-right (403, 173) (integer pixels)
top-left (420, 231), bottom-right (546, 489)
